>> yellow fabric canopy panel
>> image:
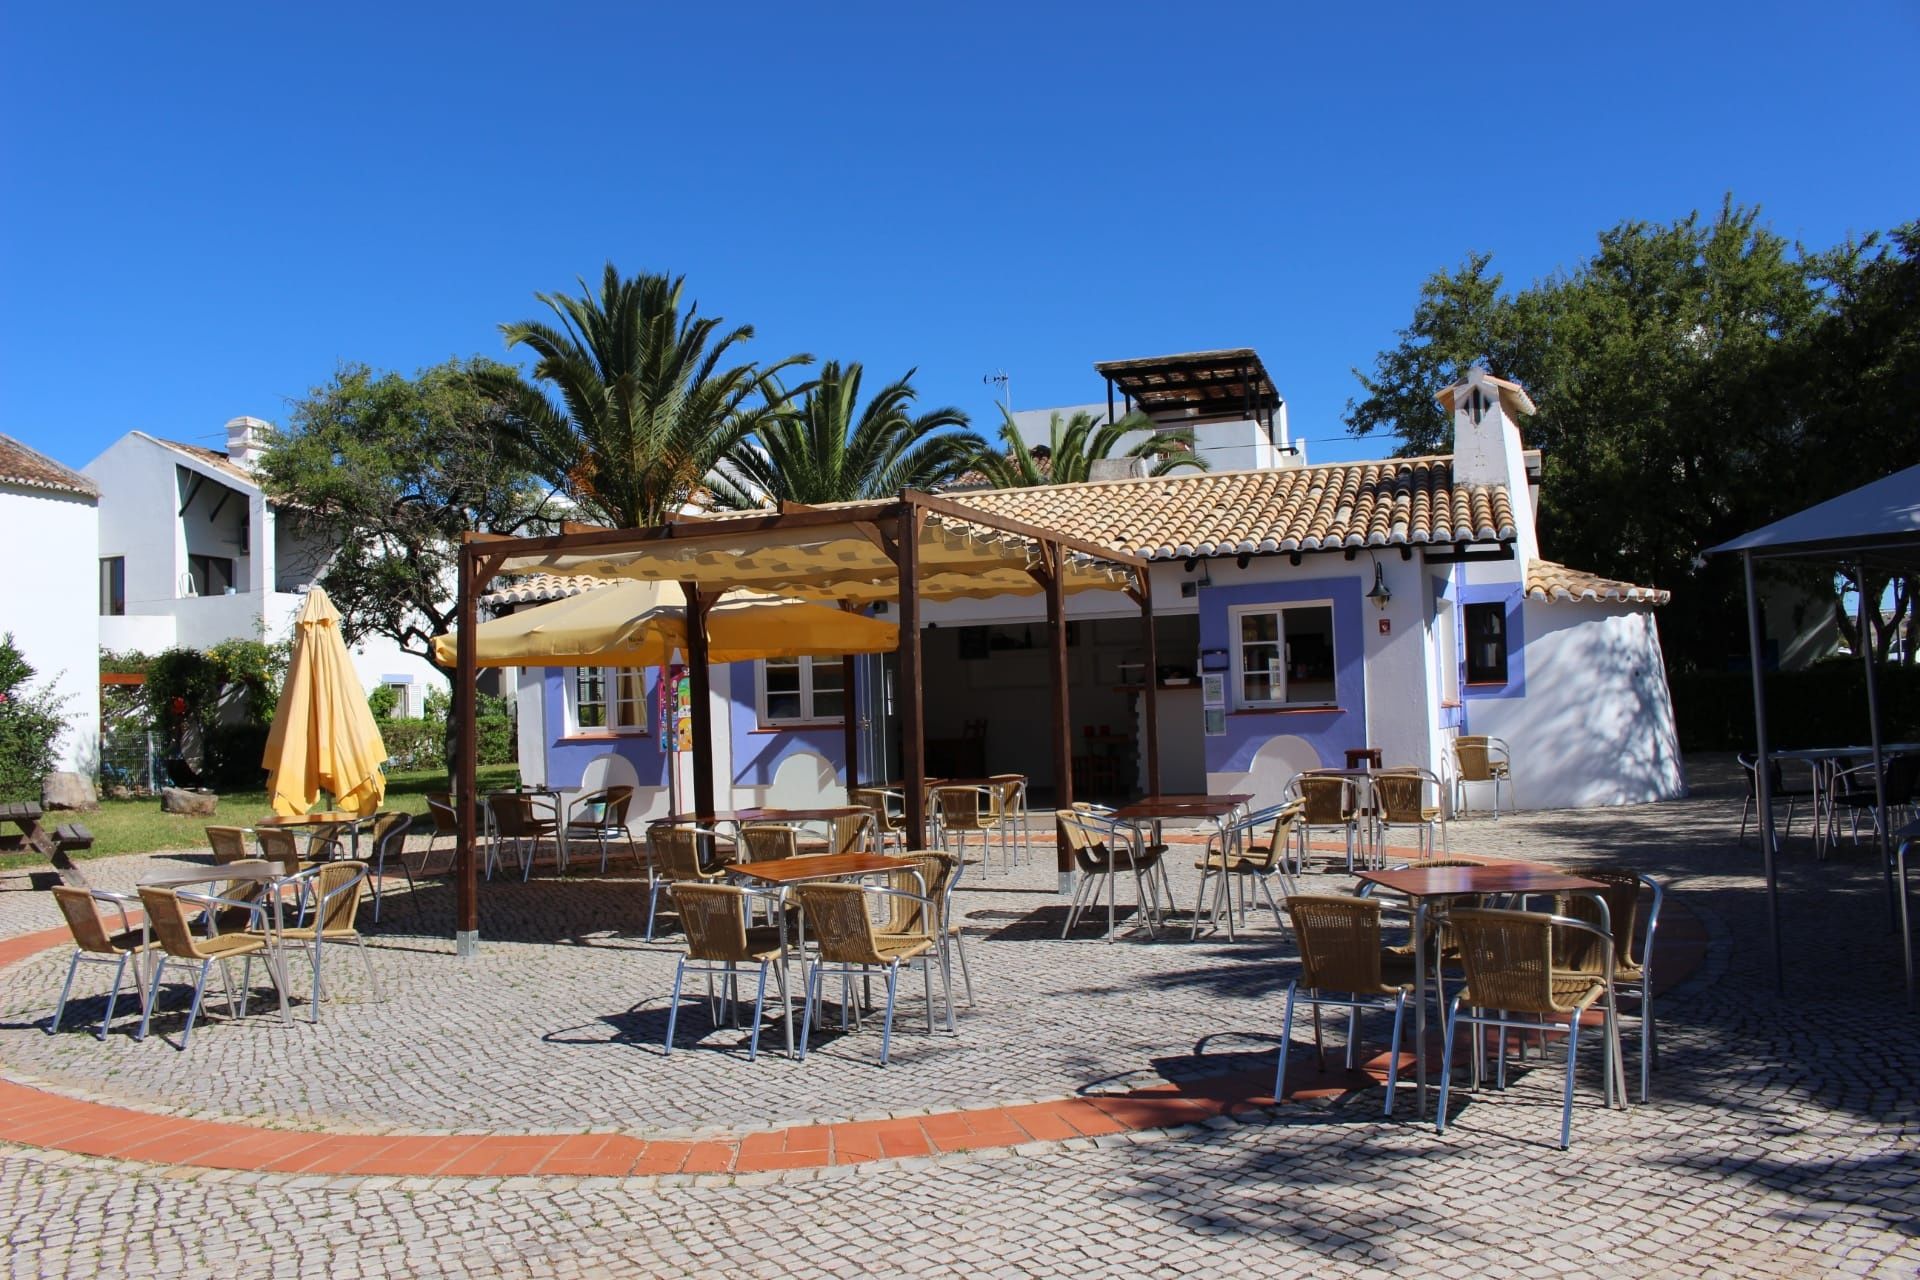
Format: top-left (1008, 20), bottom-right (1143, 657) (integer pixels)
top-left (263, 587), bottom-right (389, 818)
top-left (433, 580), bottom-right (900, 669)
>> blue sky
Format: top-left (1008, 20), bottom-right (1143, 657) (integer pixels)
top-left (3, 2), bottom-right (1915, 472)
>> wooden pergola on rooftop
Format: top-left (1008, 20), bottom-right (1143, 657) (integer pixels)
top-left (447, 490), bottom-right (1158, 953)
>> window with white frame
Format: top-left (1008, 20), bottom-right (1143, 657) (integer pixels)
top-left (758, 656), bottom-right (845, 726)
top-left (1231, 603), bottom-right (1336, 708)
top-left (569, 667), bottom-right (648, 733)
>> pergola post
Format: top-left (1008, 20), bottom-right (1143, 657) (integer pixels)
top-left (1857, 563), bottom-right (1893, 922)
top-left (454, 538), bottom-right (481, 958)
top-left (1044, 542), bottom-right (1075, 891)
top-left (840, 603), bottom-right (860, 800)
top-left (1743, 551), bottom-right (1783, 995)
top-left (682, 581), bottom-right (716, 817)
top-left (1137, 573), bottom-right (1161, 798)
top-left (897, 510), bottom-right (926, 847)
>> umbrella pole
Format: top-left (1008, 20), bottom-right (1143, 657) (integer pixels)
top-left (455, 540), bottom-right (482, 958)
top-left (1857, 563), bottom-right (1893, 925)
top-left (1744, 552), bottom-right (1783, 995)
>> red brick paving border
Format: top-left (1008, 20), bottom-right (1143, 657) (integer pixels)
top-left (0, 878), bottom-right (1705, 1179)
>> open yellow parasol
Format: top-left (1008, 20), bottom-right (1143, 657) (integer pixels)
top-left (432, 580), bottom-right (898, 669)
top-left (262, 587), bottom-right (388, 817)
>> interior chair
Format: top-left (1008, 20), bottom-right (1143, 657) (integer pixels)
top-left (135, 885), bottom-right (285, 1049)
top-left (564, 785), bottom-right (642, 874)
top-left (792, 881), bottom-right (944, 1067)
top-left (1275, 895), bottom-right (1415, 1116)
top-left (1555, 869), bottom-right (1663, 1103)
top-left (1289, 773), bottom-right (1362, 871)
top-left (885, 850), bottom-right (971, 1014)
top-left (1372, 769), bottom-right (1449, 863)
top-left (853, 787), bottom-right (909, 852)
top-left (1437, 907), bottom-right (1626, 1150)
top-left (1192, 800), bottom-right (1304, 940)
top-left (267, 861), bottom-right (380, 1024)
top-left (364, 811), bottom-right (415, 924)
top-left (48, 887), bottom-right (154, 1039)
top-left (490, 792), bottom-right (559, 881)
top-left (663, 883), bottom-right (792, 1061)
top-left (1451, 736), bottom-right (1515, 818)
top-left (1735, 754), bottom-right (1813, 847)
top-left (931, 786), bottom-right (996, 871)
top-left (645, 825), bottom-right (730, 941)
top-left (1057, 808), bottom-right (1170, 942)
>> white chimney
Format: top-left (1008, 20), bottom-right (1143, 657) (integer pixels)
top-left (223, 416), bottom-right (272, 472)
top-left (1435, 368), bottom-right (1538, 562)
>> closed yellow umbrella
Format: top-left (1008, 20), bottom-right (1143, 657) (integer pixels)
top-left (263, 587), bottom-right (388, 818)
top-left (432, 581), bottom-right (897, 668)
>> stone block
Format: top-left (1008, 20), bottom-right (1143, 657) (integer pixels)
top-left (41, 771), bottom-right (97, 811)
top-left (160, 786), bottom-right (218, 817)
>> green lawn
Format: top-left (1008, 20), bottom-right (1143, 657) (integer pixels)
top-left (4, 764), bottom-right (520, 864)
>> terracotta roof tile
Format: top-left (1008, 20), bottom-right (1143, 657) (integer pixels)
top-left (155, 438), bottom-right (257, 486)
top-left (0, 433), bottom-right (98, 499)
top-left (950, 456), bottom-right (1513, 559)
top-left (1525, 560), bottom-right (1670, 605)
top-left (481, 573), bottom-right (608, 607)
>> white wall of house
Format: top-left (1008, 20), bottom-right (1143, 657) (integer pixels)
top-left (0, 483), bottom-right (99, 774)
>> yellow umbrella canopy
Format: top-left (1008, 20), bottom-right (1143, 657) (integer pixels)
top-left (262, 587), bottom-right (389, 817)
top-left (433, 580), bottom-right (899, 669)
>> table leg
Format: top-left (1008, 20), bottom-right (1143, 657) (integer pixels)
top-left (1900, 839), bottom-right (1915, 1012)
top-left (1414, 898), bottom-right (1430, 1116)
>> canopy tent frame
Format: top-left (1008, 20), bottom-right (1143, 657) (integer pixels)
top-left (1708, 462), bottom-right (1920, 1005)
top-left (448, 490), bottom-right (1156, 956)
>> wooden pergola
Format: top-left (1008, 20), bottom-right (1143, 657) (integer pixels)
top-left (447, 490), bottom-right (1157, 954)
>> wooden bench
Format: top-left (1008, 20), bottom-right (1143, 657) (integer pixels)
top-left (0, 802), bottom-right (91, 890)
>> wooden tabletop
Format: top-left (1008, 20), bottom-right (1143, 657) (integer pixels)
top-left (141, 862), bottom-right (285, 887)
top-left (254, 811), bottom-right (364, 828)
top-left (736, 806), bottom-right (868, 823)
top-left (1356, 863), bottom-right (1603, 898)
top-left (1111, 795), bottom-right (1252, 820)
top-left (729, 852), bottom-right (913, 885)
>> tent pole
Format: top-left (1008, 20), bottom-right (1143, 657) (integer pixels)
top-left (1744, 551), bottom-right (1783, 995)
top-left (683, 582), bottom-right (715, 818)
top-left (1138, 575), bottom-right (1161, 798)
top-left (897, 511), bottom-right (926, 848)
top-left (454, 540), bottom-right (480, 958)
top-left (1046, 542), bottom-right (1075, 893)
top-left (1857, 563), bottom-right (1893, 923)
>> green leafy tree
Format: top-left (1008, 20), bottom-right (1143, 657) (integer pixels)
top-left (966, 406), bottom-right (1206, 488)
top-left (482, 265), bottom-right (811, 527)
top-left (715, 361), bottom-right (983, 505)
top-left (257, 357), bottom-right (552, 669)
top-left (1342, 200), bottom-right (1916, 671)
top-left (0, 635), bottom-right (68, 802)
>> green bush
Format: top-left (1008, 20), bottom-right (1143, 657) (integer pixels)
top-left (0, 635), bottom-right (68, 802)
top-left (202, 723), bottom-right (269, 790)
top-left (376, 710), bottom-right (514, 772)
top-left (1671, 661), bottom-right (1920, 751)
top-left (367, 684), bottom-right (400, 719)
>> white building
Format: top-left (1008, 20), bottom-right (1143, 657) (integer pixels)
top-left (83, 418), bottom-right (446, 713)
top-left (0, 434), bottom-right (100, 775)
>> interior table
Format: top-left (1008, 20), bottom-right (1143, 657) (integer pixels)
top-left (1355, 862), bottom-right (1608, 1115)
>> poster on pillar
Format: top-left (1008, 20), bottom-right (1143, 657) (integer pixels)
top-left (674, 668), bottom-right (693, 752)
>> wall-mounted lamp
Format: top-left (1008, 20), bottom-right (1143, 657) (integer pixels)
top-left (1366, 559), bottom-right (1393, 610)
top-left (1235, 552), bottom-right (1251, 569)
top-left (1182, 557), bottom-right (1198, 572)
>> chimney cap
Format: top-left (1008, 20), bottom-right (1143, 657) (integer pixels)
top-left (1435, 367), bottom-right (1536, 419)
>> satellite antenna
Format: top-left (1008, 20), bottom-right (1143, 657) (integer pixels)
top-left (982, 369), bottom-right (1010, 413)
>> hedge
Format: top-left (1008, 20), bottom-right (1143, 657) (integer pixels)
top-left (378, 716), bottom-right (514, 772)
top-left (1671, 662), bottom-right (1920, 751)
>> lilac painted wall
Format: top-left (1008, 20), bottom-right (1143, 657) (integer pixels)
top-left (539, 668), bottom-right (670, 789)
top-left (727, 660), bottom-right (846, 785)
top-left (1199, 575), bottom-right (1366, 774)
top-left (1460, 577), bottom-right (1527, 706)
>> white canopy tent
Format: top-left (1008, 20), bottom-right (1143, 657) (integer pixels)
top-left (1706, 462), bottom-right (1920, 1004)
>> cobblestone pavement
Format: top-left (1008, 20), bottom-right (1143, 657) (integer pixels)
top-left (1, 758), bottom-right (1916, 1277)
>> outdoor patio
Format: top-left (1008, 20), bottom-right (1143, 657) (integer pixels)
top-left (0, 757), bottom-right (1914, 1278)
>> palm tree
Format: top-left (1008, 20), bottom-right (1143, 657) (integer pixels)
top-left (481, 265), bottom-right (811, 528)
top-left (965, 406), bottom-right (1207, 488)
top-left (715, 362), bottom-right (985, 506)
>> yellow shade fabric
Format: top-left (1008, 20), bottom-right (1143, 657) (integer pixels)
top-left (432, 580), bottom-right (899, 669)
top-left (262, 587), bottom-right (389, 818)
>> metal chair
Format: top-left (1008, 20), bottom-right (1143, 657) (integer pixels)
top-left (826, 811), bottom-right (877, 854)
top-left (1735, 753), bottom-right (1813, 847)
top-left (489, 792), bottom-right (559, 881)
top-left (267, 861), bottom-right (380, 1024)
top-left (740, 823), bottom-right (803, 863)
top-left (885, 850), bottom-right (971, 1014)
top-left (563, 785), bottom-right (642, 874)
top-left (1555, 869), bottom-right (1663, 1103)
top-left (988, 774), bottom-right (1029, 865)
top-left (931, 785), bottom-right (996, 870)
top-left (47, 887), bottom-right (154, 1039)
top-left (1192, 800), bottom-right (1304, 939)
top-left (205, 826), bottom-right (253, 864)
top-left (1372, 769), bottom-right (1449, 863)
top-left (1275, 895), bottom-right (1415, 1116)
top-left (792, 881), bottom-right (945, 1067)
top-left (1824, 754), bottom-right (1919, 850)
top-left (645, 825), bottom-right (730, 941)
top-left (253, 826), bottom-right (307, 876)
top-left (1451, 735), bottom-right (1515, 818)
top-left (853, 787), bottom-right (909, 852)
top-left (1289, 773), bottom-right (1362, 871)
top-left (135, 885), bottom-right (284, 1049)
top-left (663, 883), bottom-right (793, 1061)
top-left (1437, 907), bottom-right (1626, 1149)
top-left (1057, 808), bottom-right (1170, 942)
top-left (364, 811), bottom-right (415, 924)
